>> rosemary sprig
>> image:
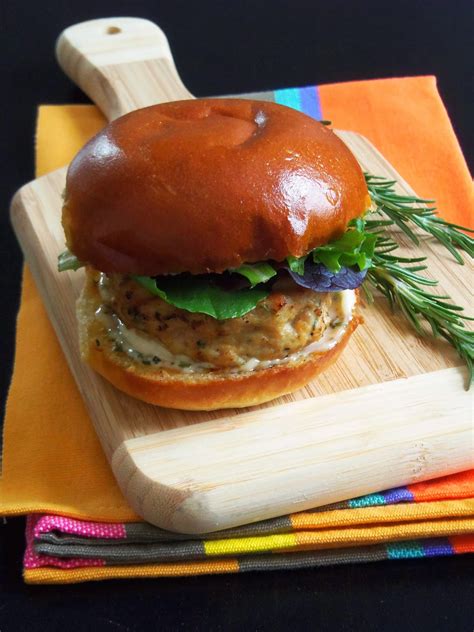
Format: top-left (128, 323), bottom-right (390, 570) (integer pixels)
top-left (365, 174), bottom-right (474, 264)
top-left (362, 174), bottom-right (474, 387)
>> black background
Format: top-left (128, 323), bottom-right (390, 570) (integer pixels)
top-left (1, 1), bottom-right (473, 630)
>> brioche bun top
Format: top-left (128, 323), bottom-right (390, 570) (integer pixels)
top-left (62, 98), bottom-right (369, 275)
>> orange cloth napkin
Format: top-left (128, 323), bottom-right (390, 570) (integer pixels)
top-left (1, 78), bottom-right (473, 583)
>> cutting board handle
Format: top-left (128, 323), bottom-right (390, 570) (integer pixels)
top-left (56, 17), bottom-right (193, 120)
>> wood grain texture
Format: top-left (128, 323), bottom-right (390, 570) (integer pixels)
top-left (56, 17), bottom-right (192, 119)
top-left (114, 369), bottom-right (472, 533)
top-left (10, 18), bottom-right (474, 532)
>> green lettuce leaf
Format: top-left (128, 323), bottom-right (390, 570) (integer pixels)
top-left (231, 262), bottom-right (277, 287)
top-left (133, 274), bottom-right (269, 319)
top-left (313, 227), bottom-right (376, 273)
top-left (287, 219), bottom-right (376, 276)
top-left (58, 250), bottom-right (84, 272)
top-left (286, 255), bottom-right (307, 276)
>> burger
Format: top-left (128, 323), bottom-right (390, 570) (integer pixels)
top-left (58, 99), bottom-right (373, 410)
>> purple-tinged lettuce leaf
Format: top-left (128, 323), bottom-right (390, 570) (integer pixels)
top-left (286, 260), bottom-right (367, 292)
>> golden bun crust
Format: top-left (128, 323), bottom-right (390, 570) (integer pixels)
top-left (64, 99), bottom-right (369, 276)
top-left (77, 273), bottom-right (360, 411)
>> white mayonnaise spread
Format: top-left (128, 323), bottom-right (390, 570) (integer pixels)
top-left (95, 304), bottom-right (215, 373)
top-left (95, 273), bottom-right (355, 375)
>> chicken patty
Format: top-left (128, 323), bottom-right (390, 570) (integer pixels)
top-left (99, 273), bottom-right (339, 369)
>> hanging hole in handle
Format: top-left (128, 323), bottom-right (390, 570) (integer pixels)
top-left (106, 26), bottom-right (121, 35)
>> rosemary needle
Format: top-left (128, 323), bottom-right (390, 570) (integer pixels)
top-left (365, 174), bottom-right (474, 263)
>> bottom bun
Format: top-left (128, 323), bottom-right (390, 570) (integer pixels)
top-left (77, 275), bottom-right (360, 411)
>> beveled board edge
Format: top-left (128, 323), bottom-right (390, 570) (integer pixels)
top-left (111, 368), bottom-right (473, 533)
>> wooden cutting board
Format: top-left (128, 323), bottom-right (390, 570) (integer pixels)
top-left (10, 18), bottom-right (473, 534)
